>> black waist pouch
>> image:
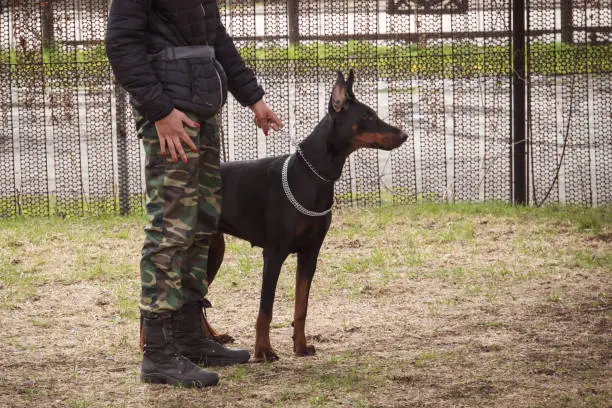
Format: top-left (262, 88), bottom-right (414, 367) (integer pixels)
top-left (136, 45), bottom-right (228, 119)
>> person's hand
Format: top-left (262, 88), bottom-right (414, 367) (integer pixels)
top-left (250, 100), bottom-right (283, 136)
top-left (155, 109), bottom-right (199, 164)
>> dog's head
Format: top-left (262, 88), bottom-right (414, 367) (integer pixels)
top-left (327, 70), bottom-right (408, 154)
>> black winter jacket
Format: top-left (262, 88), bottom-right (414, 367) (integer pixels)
top-left (106, 0), bottom-right (264, 122)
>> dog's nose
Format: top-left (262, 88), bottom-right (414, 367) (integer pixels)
top-left (399, 132), bottom-right (408, 141)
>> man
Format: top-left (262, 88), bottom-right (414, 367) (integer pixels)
top-left (106, 0), bottom-right (282, 387)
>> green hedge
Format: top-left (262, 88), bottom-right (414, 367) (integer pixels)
top-left (1, 41), bottom-right (610, 83)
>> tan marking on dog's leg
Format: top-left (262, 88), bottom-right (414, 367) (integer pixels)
top-left (200, 308), bottom-right (235, 344)
top-left (293, 277), bottom-right (316, 356)
top-left (139, 319), bottom-right (145, 353)
top-left (254, 311), bottom-right (278, 362)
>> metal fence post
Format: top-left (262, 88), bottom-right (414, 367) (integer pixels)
top-left (513, 0), bottom-right (528, 205)
top-left (41, 0), bottom-right (54, 51)
top-left (288, 0), bottom-right (299, 45)
top-left (106, 0), bottom-right (132, 216)
top-left (561, 0), bottom-right (573, 44)
top-left (114, 81), bottom-right (131, 215)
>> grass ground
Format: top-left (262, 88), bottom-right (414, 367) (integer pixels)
top-left (0, 203), bottom-right (610, 407)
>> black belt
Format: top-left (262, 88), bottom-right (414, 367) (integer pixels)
top-left (148, 45), bottom-right (215, 61)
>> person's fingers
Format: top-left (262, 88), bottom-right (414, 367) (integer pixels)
top-left (159, 135), bottom-right (167, 157)
top-left (261, 119), bottom-right (270, 136)
top-left (167, 137), bottom-right (179, 163)
top-left (176, 140), bottom-right (188, 164)
top-left (269, 112), bottom-right (283, 131)
top-left (254, 116), bottom-right (269, 136)
top-left (168, 134), bottom-right (188, 164)
top-left (181, 131), bottom-right (198, 154)
top-left (253, 113), bottom-right (281, 136)
top-left (180, 112), bottom-right (200, 129)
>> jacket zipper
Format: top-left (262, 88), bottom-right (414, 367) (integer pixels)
top-left (137, 120), bottom-right (150, 137)
top-left (213, 66), bottom-right (223, 111)
top-left (200, 2), bottom-right (221, 111)
top-left (202, 2), bottom-right (222, 111)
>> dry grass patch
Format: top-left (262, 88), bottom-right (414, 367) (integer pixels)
top-left (0, 203), bottom-right (610, 407)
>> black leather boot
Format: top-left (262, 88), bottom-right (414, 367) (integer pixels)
top-left (140, 312), bottom-right (219, 387)
top-left (174, 302), bottom-right (250, 366)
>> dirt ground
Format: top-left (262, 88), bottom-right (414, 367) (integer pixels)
top-left (0, 204), bottom-right (610, 407)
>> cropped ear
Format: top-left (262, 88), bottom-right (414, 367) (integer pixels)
top-left (329, 71), bottom-right (348, 113)
top-left (346, 69), bottom-right (356, 100)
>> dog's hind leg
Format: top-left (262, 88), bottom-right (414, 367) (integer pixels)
top-left (254, 248), bottom-right (289, 362)
top-left (292, 246), bottom-right (320, 357)
top-left (201, 233), bottom-right (235, 344)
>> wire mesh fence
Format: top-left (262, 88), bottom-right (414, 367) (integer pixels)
top-left (0, 0), bottom-right (610, 218)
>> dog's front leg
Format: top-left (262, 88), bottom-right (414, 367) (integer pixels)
top-left (254, 249), bottom-right (288, 362)
top-left (293, 247), bottom-right (320, 357)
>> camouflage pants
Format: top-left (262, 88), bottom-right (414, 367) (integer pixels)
top-left (136, 110), bottom-right (222, 314)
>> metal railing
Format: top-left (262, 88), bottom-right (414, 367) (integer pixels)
top-left (0, 0), bottom-right (610, 218)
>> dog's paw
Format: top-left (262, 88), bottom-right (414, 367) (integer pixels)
top-left (253, 347), bottom-right (280, 363)
top-left (213, 333), bottom-right (235, 345)
top-left (295, 344), bottom-right (316, 357)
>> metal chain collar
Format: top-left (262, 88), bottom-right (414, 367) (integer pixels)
top-left (296, 145), bottom-right (334, 183)
top-left (282, 155), bottom-right (334, 217)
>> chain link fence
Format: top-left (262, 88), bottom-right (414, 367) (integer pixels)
top-left (0, 0), bottom-right (610, 218)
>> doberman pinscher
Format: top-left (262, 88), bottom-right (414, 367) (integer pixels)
top-left (204, 70), bottom-right (408, 362)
